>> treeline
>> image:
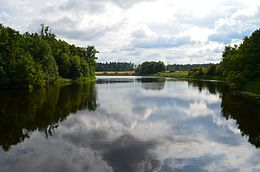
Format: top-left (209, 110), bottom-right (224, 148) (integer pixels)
top-left (135, 61), bottom-right (165, 75)
top-left (188, 28), bottom-right (260, 90)
top-left (220, 29), bottom-right (260, 87)
top-left (96, 62), bottom-right (134, 71)
top-left (166, 64), bottom-right (212, 71)
top-left (0, 24), bottom-right (98, 88)
top-left (187, 64), bottom-right (222, 79)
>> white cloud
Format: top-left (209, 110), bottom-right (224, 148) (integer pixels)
top-left (0, 0), bottom-right (260, 64)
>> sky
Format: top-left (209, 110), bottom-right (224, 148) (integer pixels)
top-left (0, 0), bottom-right (260, 64)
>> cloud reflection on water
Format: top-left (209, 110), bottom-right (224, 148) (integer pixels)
top-left (0, 77), bottom-right (259, 172)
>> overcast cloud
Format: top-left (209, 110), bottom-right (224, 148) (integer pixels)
top-left (0, 0), bottom-right (260, 64)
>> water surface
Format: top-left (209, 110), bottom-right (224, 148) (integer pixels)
top-left (0, 76), bottom-right (259, 172)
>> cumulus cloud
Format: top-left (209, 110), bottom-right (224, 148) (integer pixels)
top-left (59, 0), bottom-right (106, 14)
top-left (60, 0), bottom-right (158, 10)
top-left (208, 6), bottom-right (260, 44)
top-left (0, 0), bottom-right (260, 63)
top-left (131, 35), bottom-right (193, 49)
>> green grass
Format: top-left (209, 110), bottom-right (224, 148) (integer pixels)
top-left (75, 76), bottom-right (96, 82)
top-left (157, 71), bottom-right (189, 78)
top-left (243, 80), bottom-right (260, 95)
top-left (52, 76), bottom-right (95, 86)
top-left (191, 75), bottom-right (226, 81)
top-left (157, 71), bottom-right (225, 81)
top-left (158, 71), bottom-right (260, 96)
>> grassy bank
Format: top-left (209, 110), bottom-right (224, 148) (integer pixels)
top-left (157, 71), bottom-right (260, 96)
top-left (156, 71), bottom-right (225, 81)
top-left (156, 71), bottom-right (189, 78)
top-left (51, 77), bottom-right (96, 87)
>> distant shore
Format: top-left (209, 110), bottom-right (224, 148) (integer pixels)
top-left (95, 71), bottom-right (135, 76)
top-left (156, 71), bottom-right (260, 97)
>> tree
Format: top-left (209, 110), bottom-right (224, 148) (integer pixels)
top-left (220, 28), bottom-right (260, 87)
top-left (206, 64), bottom-right (217, 76)
top-left (28, 36), bottom-right (59, 83)
top-left (0, 24), bottom-right (98, 88)
top-left (135, 61), bottom-right (165, 75)
top-left (96, 62), bottom-right (135, 71)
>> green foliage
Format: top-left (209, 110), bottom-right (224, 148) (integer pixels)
top-left (135, 61), bottom-right (165, 75)
top-left (206, 64), bottom-right (217, 76)
top-left (166, 63), bottom-right (212, 71)
top-left (164, 28), bottom-right (260, 89)
top-left (16, 54), bottom-right (46, 87)
top-left (188, 67), bottom-right (206, 78)
top-left (243, 80), bottom-right (260, 94)
top-left (96, 62), bottom-right (134, 71)
top-left (220, 29), bottom-right (260, 87)
top-left (226, 71), bottom-right (247, 87)
top-left (184, 64), bottom-right (224, 81)
top-left (157, 71), bottom-right (189, 78)
top-left (0, 24), bottom-right (98, 88)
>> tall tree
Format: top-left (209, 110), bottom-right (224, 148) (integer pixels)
top-left (0, 24), bottom-right (98, 88)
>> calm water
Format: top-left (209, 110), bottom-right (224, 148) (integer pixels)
top-left (0, 76), bottom-right (260, 172)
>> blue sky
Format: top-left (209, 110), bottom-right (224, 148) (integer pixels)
top-left (0, 0), bottom-right (260, 64)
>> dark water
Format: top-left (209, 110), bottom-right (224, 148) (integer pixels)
top-left (0, 76), bottom-right (259, 172)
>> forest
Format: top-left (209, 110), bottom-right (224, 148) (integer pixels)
top-left (1, 24), bottom-right (259, 93)
top-left (220, 29), bottom-right (260, 87)
top-left (0, 24), bottom-right (98, 88)
top-left (96, 62), bottom-right (134, 71)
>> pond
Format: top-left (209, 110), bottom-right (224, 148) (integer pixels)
top-left (0, 76), bottom-right (259, 172)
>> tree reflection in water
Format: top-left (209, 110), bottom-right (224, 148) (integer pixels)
top-left (0, 83), bottom-right (97, 151)
top-left (140, 77), bottom-right (166, 91)
top-left (189, 80), bottom-right (260, 148)
top-left (1, 79), bottom-right (259, 153)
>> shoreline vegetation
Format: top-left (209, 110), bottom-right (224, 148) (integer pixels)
top-left (134, 28), bottom-right (260, 97)
top-left (0, 24), bottom-right (98, 89)
top-left (0, 24), bottom-right (259, 96)
top-left (156, 71), bottom-right (260, 97)
top-left (156, 71), bottom-right (225, 81)
top-left (53, 76), bottom-right (96, 86)
top-left (157, 70), bottom-right (259, 97)
top-left (95, 71), bottom-right (135, 76)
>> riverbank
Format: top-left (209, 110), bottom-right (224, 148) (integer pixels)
top-left (26, 77), bottom-right (96, 89)
top-left (53, 77), bottom-right (96, 86)
top-left (95, 71), bottom-right (135, 76)
top-left (156, 71), bottom-right (260, 96)
top-left (156, 71), bottom-right (225, 82)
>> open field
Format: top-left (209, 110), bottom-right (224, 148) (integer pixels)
top-left (156, 71), bottom-right (189, 78)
